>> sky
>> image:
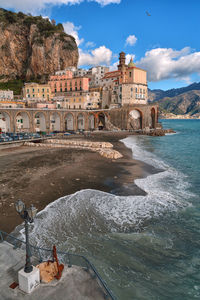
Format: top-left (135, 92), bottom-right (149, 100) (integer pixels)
top-left (1, 0), bottom-right (200, 90)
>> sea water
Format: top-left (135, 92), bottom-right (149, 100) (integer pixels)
top-left (20, 120), bottom-right (200, 300)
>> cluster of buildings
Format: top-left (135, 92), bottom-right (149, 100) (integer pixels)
top-left (0, 52), bottom-right (148, 110)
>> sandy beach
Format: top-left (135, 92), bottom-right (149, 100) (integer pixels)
top-left (0, 132), bottom-right (158, 233)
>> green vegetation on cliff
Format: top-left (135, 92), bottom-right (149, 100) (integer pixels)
top-left (0, 8), bottom-right (66, 38)
top-left (0, 80), bottom-right (24, 95)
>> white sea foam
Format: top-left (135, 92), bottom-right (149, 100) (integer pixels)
top-left (17, 135), bottom-right (192, 249)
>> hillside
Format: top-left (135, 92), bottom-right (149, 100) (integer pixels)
top-left (0, 9), bottom-right (78, 82)
top-left (149, 82), bottom-right (200, 117)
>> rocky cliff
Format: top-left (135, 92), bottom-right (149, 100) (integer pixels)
top-left (0, 9), bottom-right (79, 81)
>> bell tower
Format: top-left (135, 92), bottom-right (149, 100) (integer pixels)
top-left (118, 52), bottom-right (126, 70)
top-left (118, 51), bottom-right (127, 84)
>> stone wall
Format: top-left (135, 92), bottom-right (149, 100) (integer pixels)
top-left (0, 104), bottom-right (159, 133)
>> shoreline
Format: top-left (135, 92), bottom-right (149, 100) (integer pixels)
top-left (0, 132), bottom-right (160, 233)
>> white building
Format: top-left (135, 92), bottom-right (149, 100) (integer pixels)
top-left (74, 68), bottom-right (88, 77)
top-left (0, 90), bottom-right (14, 100)
top-left (55, 67), bottom-right (77, 75)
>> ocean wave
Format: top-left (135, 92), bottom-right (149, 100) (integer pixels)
top-left (16, 135), bottom-right (192, 250)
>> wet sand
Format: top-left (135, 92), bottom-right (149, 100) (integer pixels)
top-left (0, 132), bottom-right (158, 233)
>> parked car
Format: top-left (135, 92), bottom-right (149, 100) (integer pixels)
top-left (64, 132), bottom-right (71, 136)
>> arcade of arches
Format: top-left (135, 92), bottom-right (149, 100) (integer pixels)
top-left (0, 105), bottom-right (158, 133)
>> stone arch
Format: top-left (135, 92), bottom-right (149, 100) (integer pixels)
top-left (151, 107), bottom-right (156, 128)
top-left (34, 112), bottom-right (46, 132)
top-left (50, 112), bottom-right (61, 132)
top-left (97, 112), bottom-right (107, 130)
top-left (0, 111), bottom-right (11, 133)
top-left (15, 111), bottom-right (30, 132)
top-left (88, 114), bottom-right (95, 130)
top-left (77, 113), bottom-right (85, 130)
top-left (65, 113), bottom-right (74, 131)
top-left (129, 109), bottom-right (143, 130)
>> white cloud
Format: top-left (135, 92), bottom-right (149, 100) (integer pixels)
top-left (79, 46), bottom-right (112, 66)
top-left (63, 22), bottom-right (84, 46)
top-left (91, 0), bottom-right (121, 5)
top-left (126, 35), bottom-right (137, 46)
top-left (85, 41), bottom-right (96, 48)
top-left (136, 47), bottom-right (200, 82)
top-left (0, 0), bottom-right (121, 14)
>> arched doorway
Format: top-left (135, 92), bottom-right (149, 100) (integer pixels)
top-left (16, 112), bottom-right (30, 132)
top-left (0, 112), bottom-right (11, 133)
top-left (34, 112), bottom-right (46, 132)
top-left (98, 113), bottom-right (106, 130)
top-left (65, 113), bottom-right (74, 131)
top-left (129, 110), bottom-right (142, 130)
top-left (77, 113), bottom-right (85, 130)
top-left (50, 112), bottom-right (61, 132)
top-left (88, 114), bottom-right (95, 130)
top-left (151, 108), bottom-right (156, 129)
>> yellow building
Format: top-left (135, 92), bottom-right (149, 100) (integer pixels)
top-left (63, 92), bottom-right (88, 109)
top-left (102, 52), bottom-right (148, 108)
top-left (23, 83), bottom-right (52, 101)
top-left (63, 91), bottom-right (100, 110)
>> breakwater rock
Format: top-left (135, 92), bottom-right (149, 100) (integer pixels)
top-left (24, 139), bottom-right (123, 160)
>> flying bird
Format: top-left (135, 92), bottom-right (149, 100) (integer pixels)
top-left (146, 11), bottom-right (151, 16)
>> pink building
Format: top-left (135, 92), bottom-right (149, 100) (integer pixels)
top-left (49, 73), bottom-right (89, 94)
top-left (36, 103), bottom-right (56, 109)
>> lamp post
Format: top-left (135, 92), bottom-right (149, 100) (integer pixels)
top-left (15, 200), bottom-right (37, 273)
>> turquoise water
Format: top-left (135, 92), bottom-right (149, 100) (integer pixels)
top-left (19, 119), bottom-right (200, 299)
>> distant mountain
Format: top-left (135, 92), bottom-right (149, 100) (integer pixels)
top-left (149, 82), bottom-right (200, 117)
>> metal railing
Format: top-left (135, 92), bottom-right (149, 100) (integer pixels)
top-left (0, 230), bottom-right (116, 300)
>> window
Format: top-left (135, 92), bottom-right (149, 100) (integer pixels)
top-left (60, 88), bottom-right (62, 92)
top-left (74, 99), bottom-right (76, 102)
top-left (74, 105), bottom-right (76, 109)
top-left (75, 87), bottom-right (77, 91)
top-left (47, 89), bottom-right (49, 93)
top-left (140, 89), bottom-right (142, 93)
top-left (70, 88), bottom-right (72, 91)
top-left (42, 88), bottom-right (45, 92)
top-left (135, 88), bottom-right (138, 92)
top-left (65, 88), bottom-right (67, 92)
top-left (129, 72), bottom-right (132, 77)
top-left (79, 105), bottom-right (81, 109)
top-left (55, 89), bottom-right (57, 93)
top-left (33, 94), bottom-right (35, 97)
top-left (43, 94), bottom-right (45, 98)
top-left (32, 88), bottom-right (34, 92)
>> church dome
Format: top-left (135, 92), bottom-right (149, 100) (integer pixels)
top-left (128, 57), bottom-right (135, 67)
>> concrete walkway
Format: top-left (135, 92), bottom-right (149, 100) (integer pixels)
top-left (0, 241), bottom-right (105, 300)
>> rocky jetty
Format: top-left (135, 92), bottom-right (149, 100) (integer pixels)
top-left (24, 139), bottom-right (123, 160)
top-left (0, 9), bottom-right (78, 81)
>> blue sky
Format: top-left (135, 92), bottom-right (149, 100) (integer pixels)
top-left (1, 0), bottom-right (200, 90)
